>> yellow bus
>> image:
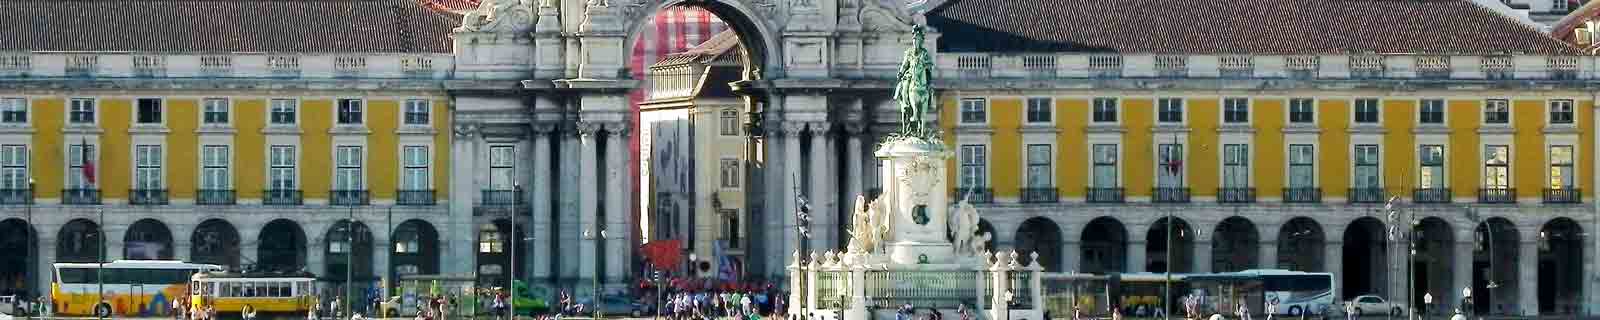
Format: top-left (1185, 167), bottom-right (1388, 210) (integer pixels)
top-left (189, 271), bottom-right (317, 315)
top-left (52, 260), bottom-right (224, 317)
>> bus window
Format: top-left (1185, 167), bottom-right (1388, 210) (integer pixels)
top-left (58, 268), bottom-right (96, 284)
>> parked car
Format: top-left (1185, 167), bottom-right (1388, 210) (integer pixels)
top-left (1345, 295), bottom-right (1404, 317)
top-left (0, 295), bottom-right (19, 316)
top-left (575, 295), bottom-right (648, 318)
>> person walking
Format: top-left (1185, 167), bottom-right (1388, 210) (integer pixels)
top-left (1344, 302), bottom-right (1357, 320)
top-left (1448, 309), bottom-right (1464, 320)
top-left (1237, 302), bottom-right (1251, 320)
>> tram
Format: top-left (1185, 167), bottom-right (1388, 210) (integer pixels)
top-left (189, 271), bottom-right (318, 315)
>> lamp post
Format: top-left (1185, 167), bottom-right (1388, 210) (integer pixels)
top-left (96, 207), bottom-right (104, 319)
top-left (345, 204), bottom-right (355, 318)
top-left (24, 178), bottom-right (32, 320)
top-left (584, 227), bottom-right (609, 320)
top-left (1383, 196), bottom-right (1420, 320)
top-left (509, 184), bottom-right (520, 320)
top-left (1465, 209), bottom-right (1497, 317)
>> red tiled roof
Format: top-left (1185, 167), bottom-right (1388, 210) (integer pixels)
top-left (928, 0), bottom-right (1580, 55)
top-left (0, 0), bottom-right (460, 53)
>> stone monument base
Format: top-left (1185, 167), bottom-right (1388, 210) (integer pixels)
top-left (888, 241), bottom-right (955, 265)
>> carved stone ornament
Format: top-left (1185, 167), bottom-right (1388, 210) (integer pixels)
top-left (781, 122), bottom-right (806, 137)
top-left (456, 0), bottom-right (537, 33)
top-left (576, 122), bottom-right (603, 136)
top-left (453, 123), bottom-right (480, 137)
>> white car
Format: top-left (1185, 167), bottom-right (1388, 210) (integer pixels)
top-left (0, 295), bottom-right (18, 316)
top-left (1345, 295), bottom-right (1405, 317)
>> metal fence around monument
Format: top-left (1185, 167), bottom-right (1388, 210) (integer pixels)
top-left (864, 270), bottom-right (983, 309)
top-left (815, 270), bottom-right (850, 309)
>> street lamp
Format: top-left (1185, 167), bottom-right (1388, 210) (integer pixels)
top-left (24, 178), bottom-right (31, 320)
top-left (509, 183), bottom-right (520, 320)
top-left (584, 227), bottom-right (610, 320)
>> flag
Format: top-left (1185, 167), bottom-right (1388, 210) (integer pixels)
top-left (79, 137), bottom-right (95, 185)
top-left (1165, 153), bottom-right (1182, 176)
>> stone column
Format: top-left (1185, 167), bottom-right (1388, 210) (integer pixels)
top-left (1518, 240), bottom-right (1538, 316)
top-left (845, 123), bottom-right (864, 203)
top-left (808, 122), bottom-right (832, 250)
top-left (36, 238), bottom-right (54, 301)
top-left (174, 240), bottom-right (192, 263)
top-left (1259, 241), bottom-right (1277, 270)
top-left (1193, 239), bottom-right (1213, 274)
top-left (1453, 240), bottom-right (1472, 312)
top-left (373, 234), bottom-right (390, 286)
top-left (559, 125), bottom-right (582, 281)
top-left (448, 124), bottom-right (479, 275)
top-left (1127, 241), bottom-right (1147, 272)
top-left (604, 122), bottom-right (632, 285)
top-left (531, 124), bottom-right (554, 282)
top-left (1325, 241), bottom-right (1344, 298)
top-left (577, 122), bottom-right (601, 284)
top-left (1061, 241), bottom-right (1081, 273)
top-left (782, 122), bottom-right (805, 258)
top-left (760, 120), bottom-right (784, 278)
top-left (308, 238), bottom-right (326, 280)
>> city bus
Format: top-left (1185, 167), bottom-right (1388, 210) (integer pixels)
top-left (189, 271), bottom-right (317, 316)
top-left (52, 260), bottom-right (224, 317)
top-left (1043, 273), bottom-right (1190, 318)
top-left (1186, 269), bottom-right (1336, 317)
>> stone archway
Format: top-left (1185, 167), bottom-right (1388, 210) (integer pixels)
top-left (258, 219), bottom-right (307, 273)
top-left (1146, 216), bottom-right (1192, 273)
top-left (1276, 217), bottom-right (1324, 272)
top-left (191, 219), bottom-right (241, 270)
top-left (1343, 217), bottom-right (1387, 300)
top-left (1213, 216), bottom-right (1259, 272)
top-left (0, 218), bottom-right (34, 297)
top-left (1015, 217), bottom-right (1062, 271)
top-left (57, 218), bottom-right (102, 263)
top-left (1081, 217), bottom-right (1127, 274)
top-left (476, 219), bottom-right (525, 286)
top-left (1411, 217), bottom-right (1454, 311)
top-left (124, 218), bottom-right (173, 260)
top-left (325, 220), bottom-right (375, 283)
top-left (391, 219), bottom-right (440, 278)
top-left (1537, 218), bottom-right (1582, 315)
top-left (1472, 217), bottom-right (1518, 315)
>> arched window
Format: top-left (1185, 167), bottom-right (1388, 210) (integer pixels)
top-left (478, 224), bottom-right (503, 253)
top-left (394, 227), bottom-right (419, 254)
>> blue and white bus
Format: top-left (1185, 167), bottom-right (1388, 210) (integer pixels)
top-left (1187, 269), bottom-right (1336, 316)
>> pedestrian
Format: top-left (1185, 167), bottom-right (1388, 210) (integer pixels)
top-left (1238, 302), bottom-right (1251, 320)
top-left (309, 301), bottom-right (321, 320)
top-left (1344, 302), bottom-right (1356, 320)
top-left (1111, 305), bottom-right (1122, 320)
top-left (1265, 298), bottom-right (1278, 320)
top-left (1448, 308), bottom-right (1464, 320)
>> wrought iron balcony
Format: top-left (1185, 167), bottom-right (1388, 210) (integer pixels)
top-left (0, 188), bottom-right (31, 205)
top-left (1086, 187), bottom-right (1124, 203)
top-left (1413, 188), bottom-right (1452, 203)
top-left (129, 189), bottom-right (169, 205)
top-left (1543, 188), bottom-right (1581, 204)
top-left (62, 188), bottom-right (99, 205)
top-left (1020, 187), bottom-right (1058, 203)
top-left (1477, 188), bottom-right (1515, 204)
top-left (331, 190), bottom-right (370, 206)
top-left (1152, 187), bottom-right (1190, 203)
top-left (953, 187), bottom-right (993, 204)
top-left (264, 189), bottom-right (303, 205)
top-left (1217, 188), bottom-right (1255, 203)
top-left (1348, 187), bottom-right (1386, 203)
top-left (479, 189), bottom-right (523, 206)
top-left (1283, 188), bottom-right (1322, 203)
top-left (196, 189), bottom-right (235, 205)
top-left (397, 190), bottom-right (436, 206)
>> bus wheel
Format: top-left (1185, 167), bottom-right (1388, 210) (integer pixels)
top-left (1288, 306), bottom-right (1303, 316)
top-left (94, 303), bottom-right (112, 318)
top-left (1390, 307), bottom-right (1402, 317)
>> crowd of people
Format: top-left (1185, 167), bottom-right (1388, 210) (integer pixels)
top-left (633, 287), bottom-right (787, 320)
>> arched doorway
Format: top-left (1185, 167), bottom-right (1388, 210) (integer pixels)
top-left (57, 219), bottom-right (102, 263)
top-left (1412, 217), bottom-right (1454, 311)
top-left (1145, 217), bottom-right (1193, 273)
top-left (325, 220), bottom-right (374, 282)
top-left (391, 219), bottom-right (440, 280)
top-left (0, 218), bottom-right (34, 297)
top-left (1472, 217), bottom-right (1517, 315)
top-left (258, 219), bottom-right (307, 273)
top-left (1343, 217), bottom-right (1387, 300)
top-left (476, 219), bottom-right (525, 285)
top-left (1081, 217), bottom-right (1127, 273)
top-left (1276, 217), bottom-right (1324, 271)
top-left (124, 218), bottom-right (173, 260)
top-left (1213, 216), bottom-right (1259, 272)
top-left (1015, 217), bottom-right (1062, 271)
top-left (191, 219), bottom-right (241, 270)
top-left (1537, 218), bottom-right (1582, 315)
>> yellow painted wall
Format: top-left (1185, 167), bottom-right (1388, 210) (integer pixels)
top-left (433, 98), bottom-right (451, 198)
top-left (101, 98), bottom-right (130, 199)
top-left (1318, 99), bottom-right (1351, 197)
top-left (1187, 98), bottom-right (1219, 196)
top-left (1122, 98), bottom-right (1153, 197)
top-left (989, 98), bottom-right (1022, 198)
top-left (1253, 99), bottom-right (1285, 198)
top-left (370, 99), bottom-right (399, 200)
top-left (1056, 98), bottom-right (1087, 197)
top-left (1512, 100), bottom-right (1545, 197)
top-left (301, 99), bottom-right (333, 199)
top-left (1382, 100), bottom-right (1416, 196)
top-left (32, 98), bottom-right (62, 198)
top-left (1447, 100), bottom-right (1480, 194)
top-left (941, 96), bottom-right (957, 196)
top-left (167, 98), bottom-right (198, 199)
top-left (1581, 100), bottom-right (1595, 200)
top-left (235, 98), bottom-right (266, 199)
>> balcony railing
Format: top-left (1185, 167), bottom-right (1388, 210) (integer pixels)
top-left (953, 187), bottom-right (994, 204)
top-left (0, 188), bottom-right (31, 205)
top-left (477, 189), bottom-right (526, 216)
top-left (264, 189), bottom-right (303, 205)
top-left (397, 189), bottom-right (436, 206)
top-left (1087, 187), bottom-right (1124, 203)
top-left (1217, 188), bottom-right (1255, 203)
top-left (1543, 188), bottom-right (1581, 204)
top-left (1414, 188), bottom-right (1452, 203)
top-left (1283, 188), bottom-right (1322, 203)
top-left (129, 189), bottom-right (169, 205)
top-left (1477, 188), bottom-right (1515, 204)
top-left (1152, 187), bottom-right (1190, 203)
top-left (1020, 187), bottom-right (1058, 203)
top-left (1349, 187), bottom-right (1386, 203)
top-left (331, 190), bottom-right (370, 206)
top-left (196, 189), bottom-right (236, 205)
top-left (62, 188), bottom-right (100, 205)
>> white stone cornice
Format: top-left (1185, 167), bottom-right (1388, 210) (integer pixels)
top-left (604, 121), bottom-right (631, 136)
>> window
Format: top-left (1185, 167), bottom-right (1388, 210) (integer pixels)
top-left (1092, 144), bottom-right (1117, 187)
top-left (1289, 98), bottom-right (1314, 123)
top-left (1092, 98), bottom-right (1118, 123)
top-left (1420, 99), bottom-right (1445, 124)
top-left (960, 98), bottom-right (986, 123)
top-left (958, 145), bottom-right (987, 188)
top-left (720, 109), bottom-right (739, 136)
top-left (403, 99), bottom-right (429, 125)
top-left (1026, 144), bottom-right (1051, 187)
top-left (1223, 98), bottom-right (1249, 123)
top-left (135, 145), bottom-right (162, 189)
top-left (1550, 146), bottom-right (1575, 189)
top-left (202, 98), bottom-right (229, 125)
top-left (1354, 99), bottom-right (1380, 124)
top-left (1222, 144), bottom-right (1248, 188)
top-left (1550, 99), bottom-right (1575, 124)
top-left (1484, 145), bottom-right (1509, 188)
top-left (402, 146), bottom-right (428, 190)
top-left (269, 99), bottom-right (296, 125)
top-left (69, 98), bottom-right (95, 124)
top-left (1484, 99), bottom-right (1510, 124)
top-left (136, 98), bottom-right (162, 124)
top-left (1354, 145), bottom-right (1381, 188)
top-left (334, 146), bottom-right (362, 190)
top-left (0, 145), bottom-right (25, 189)
top-left (268, 145), bottom-right (296, 190)
top-left (1158, 98), bottom-right (1184, 123)
top-left (1288, 145), bottom-right (1315, 188)
top-left (489, 146), bottom-right (515, 190)
top-left (201, 146), bottom-right (229, 190)
top-left (0, 98), bottom-right (25, 124)
top-left (68, 143), bottom-right (94, 188)
top-left (329, 235), bottom-right (349, 254)
top-left (478, 224), bottom-right (503, 253)
top-left (1157, 144), bottom-right (1183, 187)
top-left (1026, 97), bottom-right (1052, 123)
top-left (1419, 145), bottom-right (1445, 189)
top-left (722, 212), bottom-right (741, 248)
top-left (336, 98), bottom-right (363, 124)
top-left (720, 158), bottom-right (740, 188)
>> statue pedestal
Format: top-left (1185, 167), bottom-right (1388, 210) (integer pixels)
top-left (875, 137), bottom-right (953, 265)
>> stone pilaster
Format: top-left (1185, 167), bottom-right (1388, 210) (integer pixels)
top-left (530, 124), bottom-right (554, 282)
top-left (844, 123), bottom-right (864, 204)
top-left (448, 123), bottom-right (480, 275)
top-left (1127, 241), bottom-right (1146, 272)
top-left (782, 122), bottom-right (805, 262)
top-left (1453, 240), bottom-right (1472, 312)
top-left (577, 122), bottom-right (602, 283)
top-left (1060, 240), bottom-right (1080, 273)
top-left (807, 122), bottom-right (832, 250)
top-left (603, 122), bottom-right (632, 285)
top-left (1325, 241), bottom-right (1343, 298)
top-left (1258, 241), bottom-right (1277, 271)
top-left (1517, 240), bottom-right (1538, 316)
